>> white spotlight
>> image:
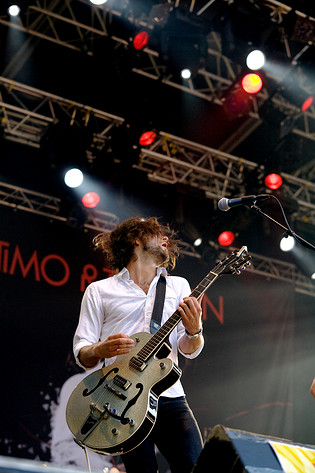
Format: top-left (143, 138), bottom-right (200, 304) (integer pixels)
top-left (193, 238), bottom-right (202, 247)
top-left (181, 68), bottom-right (192, 80)
top-left (246, 50), bottom-right (265, 71)
top-left (89, 0), bottom-right (108, 5)
top-left (64, 168), bottom-right (84, 188)
top-left (8, 4), bottom-right (21, 16)
top-left (280, 235), bottom-right (295, 252)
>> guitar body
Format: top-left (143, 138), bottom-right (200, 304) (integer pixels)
top-left (66, 332), bottom-right (181, 455)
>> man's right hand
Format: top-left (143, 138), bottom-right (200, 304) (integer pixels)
top-left (78, 333), bottom-right (134, 368)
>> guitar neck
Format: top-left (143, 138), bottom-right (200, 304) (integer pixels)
top-left (137, 271), bottom-right (220, 362)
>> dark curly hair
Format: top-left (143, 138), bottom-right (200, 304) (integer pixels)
top-left (93, 217), bottom-right (179, 271)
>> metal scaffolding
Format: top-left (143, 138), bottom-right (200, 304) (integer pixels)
top-left (0, 0), bottom-right (314, 147)
top-left (0, 76), bottom-right (124, 150)
top-left (0, 77), bottom-right (314, 226)
top-left (0, 179), bottom-right (314, 297)
top-left (136, 132), bottom-right (315, 226)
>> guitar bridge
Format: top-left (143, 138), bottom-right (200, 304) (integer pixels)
top-left (105, 384), bottom-right (127, 400)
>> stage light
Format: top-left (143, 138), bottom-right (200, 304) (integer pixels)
top-left (311, 273), bottom-right (315, 280)
top-left (139, 130), bottom-right (157, 146)
top-left (264, 173), bottom-right (283, 190)
top-left (64, 168), bottom-right (84, 188)
top-left (133, 31), bottom-right (149, 50)
top-left (89, 0), bottom-right (108, 4)
top-left (280, 235), bottom-right (295, 252)
top-left (8, 4), bottom-right (20, 16)
top-left (301, 95), bottom-right (314, 112)
top-left (181, 68), bottom-right (192, 80)
top-left (193, 237), bottom-right (202, 247)
top-left (279, 83), bottom-right (314, 112)
top-left (82, 192), bottom-right (100, 208)
top-left (241, 73), bottom-right (263, 94)
top-left (246, 50), bottom-right (265, 70)
top-left (218, 231), bottom-right (235, 247)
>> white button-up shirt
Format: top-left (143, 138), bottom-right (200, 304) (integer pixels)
top-left (73, 267), bottom-right (204, 397)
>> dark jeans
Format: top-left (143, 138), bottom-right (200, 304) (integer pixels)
top-left (121, 396), bottom-right (203, 473)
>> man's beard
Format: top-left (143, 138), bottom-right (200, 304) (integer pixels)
top-left (143, 242), bottom-right (169, 267)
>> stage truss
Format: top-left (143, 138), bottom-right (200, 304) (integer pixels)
top-left (0, 0), bottom-right (314, 151)
top-left (0, 76), bottom-right (315, 229)
top-left (0, 180), bottom-right (314, 297)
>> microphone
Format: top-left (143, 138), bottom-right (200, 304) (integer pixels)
top-left (218, 194), bottom-right (271, 211)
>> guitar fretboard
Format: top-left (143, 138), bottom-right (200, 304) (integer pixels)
top-left (136, 271), bottom-right (219, 362)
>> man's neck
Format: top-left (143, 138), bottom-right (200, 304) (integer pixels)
top-left (127, 260), bottom-right (157, 287)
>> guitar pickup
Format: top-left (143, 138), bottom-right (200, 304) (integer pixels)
top-left (113, 374), bottom-right (132, 390)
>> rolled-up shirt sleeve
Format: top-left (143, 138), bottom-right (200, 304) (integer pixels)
top-left (73, 284), bottom-right (104, 369)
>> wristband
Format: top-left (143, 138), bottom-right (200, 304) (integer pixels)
top-left (185, 326), bottom-right (203, 339)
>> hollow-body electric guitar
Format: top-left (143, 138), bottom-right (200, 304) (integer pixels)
top-left (66, 246), bottom-right (251, 456)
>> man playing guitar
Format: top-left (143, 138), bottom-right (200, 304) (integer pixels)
top-left (72, 216), bottom-right (204, 473)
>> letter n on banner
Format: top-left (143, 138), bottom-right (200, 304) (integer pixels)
top-left (202, 295), bottom-right (224, 324)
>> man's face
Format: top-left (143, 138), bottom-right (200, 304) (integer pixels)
top-left (142, 233), bottom-right (169, 265)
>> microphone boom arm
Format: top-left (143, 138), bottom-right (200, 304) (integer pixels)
top-left (249, 204), bottom-right (315, 252)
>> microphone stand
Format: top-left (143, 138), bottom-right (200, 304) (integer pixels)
top-left (248, 204), bottom-right (315, 252)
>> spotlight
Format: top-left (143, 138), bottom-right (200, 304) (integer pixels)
top-left (241, 73), bottom-right (263, 94)
top-left (8, 4), bottom-right (20, 16)
top-left (181, 68), bottom-right (192, 80)
top-left (82, 192), bottom-right (100, 208)
top-left (139, 130), bottom-right (157, 146)
top-left (133, 31), bottom-right (150, 50)
top-left (280, 234), bottom-right (295, 252)
top-left (89, 0), bottom-right (108, 4)
top-left (64, 168), bottom-right (84, 188)
top-left (264, 173), bottom-right (283, 190)
top-left (279, 83), bottom-right (314, 112)
top-left (246, 50), bottom-right (266, 70)
top-left (301, 96), bottom-right (314, 112)
top-left (218, 231), bottom-right (235, 247)
top-left (193, 237), bottom-right (202, 247)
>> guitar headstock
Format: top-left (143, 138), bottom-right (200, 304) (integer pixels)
top-left (214, 246), bottom-right (251, 276)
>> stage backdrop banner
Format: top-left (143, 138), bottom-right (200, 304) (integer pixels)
top-left (1, 205), bottom-right (315, 469)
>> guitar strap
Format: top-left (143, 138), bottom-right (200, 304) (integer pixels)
top-left (150, 275), bottom-right (166, 334)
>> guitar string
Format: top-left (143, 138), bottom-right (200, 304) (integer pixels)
top-left (137, 273), bottom-right (217, 361)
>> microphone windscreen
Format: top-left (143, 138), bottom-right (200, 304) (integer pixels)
top-left (218, 198), bottom-right (229, 211)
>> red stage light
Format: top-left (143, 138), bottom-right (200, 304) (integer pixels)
top-left (241, 73), bottom-right (263, 94)
top-left (264, 173), bottom-right (283, 190)
top-left (82, 192), bottom-right (100, 208)
top-left (218, 231), bottom-right (235, 247)
top-left (133, 31), bottom-right (149, 50)
top-left (139, 131), bottom-right (157, 146)
top-left (301, 96), bottom-right (313, 112)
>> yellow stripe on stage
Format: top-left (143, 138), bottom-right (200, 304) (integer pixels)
top-left (269, 441), bottom-right (315, 473)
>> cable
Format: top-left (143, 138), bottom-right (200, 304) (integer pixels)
top-left (83, 446), bottom-right (92, 473)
